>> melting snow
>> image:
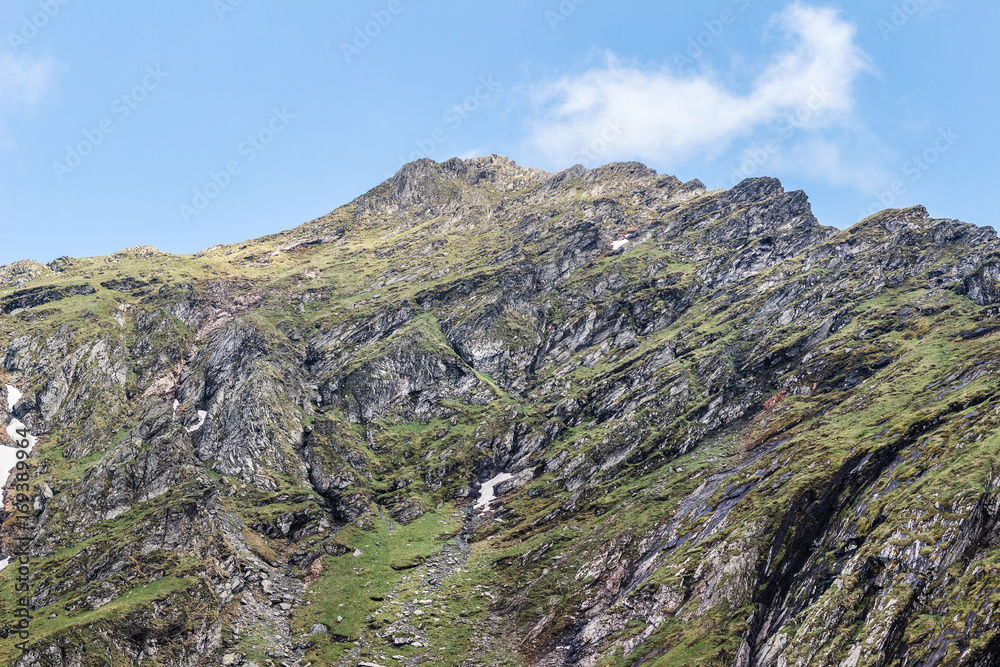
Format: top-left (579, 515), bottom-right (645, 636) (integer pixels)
top-left (0, 385), bottom-right (34, 566)
top-left (0, 417), bottom-right (37, 488)
top-left (611, 239), bottom-right (629, 251)
top-left (4, 419), bottom-right (36, 451)
top-left (186, 410), bottom-right (208, 433)
top-left (5, 384), bottom-right (22, 411)
top-left (475, 472), bottom-right (513, 511)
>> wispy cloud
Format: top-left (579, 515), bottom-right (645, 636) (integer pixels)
top-left (0, 52), bottom-right (54, 108)
top-left (770, 132), bottom-right (895, 192)
top-left (0, 51), bottom-right (57, 148)
top-left (916, 0), bottom-right (950, 17)
top-left (527, 3), bottom-right (874, 169)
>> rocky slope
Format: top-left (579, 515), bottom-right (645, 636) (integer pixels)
top-left (2, 154), bottom-right (1000, 666)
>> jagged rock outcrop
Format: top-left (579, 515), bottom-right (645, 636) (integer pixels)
top-left (2, 155), bottom-right (1000, 666)
top-left (0, 261), bottom-right (48, 289)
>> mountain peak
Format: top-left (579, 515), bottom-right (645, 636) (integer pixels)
top-left (5, 155), bottom-right (1000, 666)
top-left (351, 154), bottom-right (550, 220)
top-left (729, 175), bottom-right (785, 200)
top-left (388, 154), bottom-right (550, 190)
top-left (0, 259), bottom-right (48, 288)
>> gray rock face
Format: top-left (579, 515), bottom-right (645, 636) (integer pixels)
top-left (5, 156), bottom-right (1000, 666)
top-left (0, 284), bottom-right (96, 314)
top-left (0, 259), bottom-right (48, 288)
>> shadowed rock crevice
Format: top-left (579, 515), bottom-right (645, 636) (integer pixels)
top-left (4, 156), bottom-right (1000, 666)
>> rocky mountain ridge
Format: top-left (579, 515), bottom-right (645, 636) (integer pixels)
top-left (2, 154), bottom-right (1000, 666)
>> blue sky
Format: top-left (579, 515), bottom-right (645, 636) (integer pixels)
top-left (0, 0), bottom-right (996, 265)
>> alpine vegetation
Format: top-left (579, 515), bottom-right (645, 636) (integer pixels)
top-left (3, 155), bottom-right (1000, 666)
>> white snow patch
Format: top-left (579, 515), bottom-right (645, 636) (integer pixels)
top-left (186, 410), bottom-right (207, 433)
top-left (5, 385), bottom-right (22, 411)
top-left (475, 472), bottom-right (514, 511)
top-left (611, 239), bottom-right (629, 251)
top-left (5, 419), bottom-right (36, 451)
top-left (0, 418), bottom-right (37, 488)
top-left (0, 558), bottom-right (8, 572)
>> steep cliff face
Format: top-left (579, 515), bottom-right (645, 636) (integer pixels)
top-left (2, 155), bottom-right (1000, 666)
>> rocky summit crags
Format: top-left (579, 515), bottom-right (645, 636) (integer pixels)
top-left (2, 155), bottom-right (1000, 666)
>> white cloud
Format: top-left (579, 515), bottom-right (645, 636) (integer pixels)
top-left (769, 132), bottom-right (895, 192)
top-left (528, 3), bottom-right (874, 167)
top-left (0, 51), bottom-right (56, 149)
top-left (0, 52), bottom-right (54, 109)
top-left (917, 0), bottom-right (950, 17)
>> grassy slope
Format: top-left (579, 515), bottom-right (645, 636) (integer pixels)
top-left (1, 180), bottom-right (999, 664)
